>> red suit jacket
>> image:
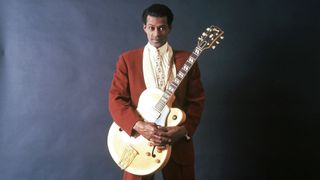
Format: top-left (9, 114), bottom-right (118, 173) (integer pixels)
top-left (109, 48), bottom-right (205, 166)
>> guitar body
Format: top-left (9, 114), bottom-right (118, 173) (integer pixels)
top-left (107, 87), bottom-right (186, 176)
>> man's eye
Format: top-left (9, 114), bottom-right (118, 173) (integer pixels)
top-left (159, 26), bottom-right (168, 31)
top-left (148, 26), bottom-right (155, 31)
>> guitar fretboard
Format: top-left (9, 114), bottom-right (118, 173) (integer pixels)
top-left (154, 46), bottom-right (203, 112)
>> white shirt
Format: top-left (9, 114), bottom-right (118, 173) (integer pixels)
top-left (143, 42), bottom-right (176, 90)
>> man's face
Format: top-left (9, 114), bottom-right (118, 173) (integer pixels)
top-left (143, 15), bottom-right (171, 48)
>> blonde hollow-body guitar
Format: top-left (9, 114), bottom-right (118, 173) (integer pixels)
top-left (107, 25), bottom-right (224, 176)
top-left (108, 87), bottom-right (186, 176)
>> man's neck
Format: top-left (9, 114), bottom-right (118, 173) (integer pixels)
top-left (148, 42), bottom-right (168, 53)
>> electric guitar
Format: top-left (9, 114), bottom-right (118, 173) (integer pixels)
top-left (107, 25), bottom-right (224, 175)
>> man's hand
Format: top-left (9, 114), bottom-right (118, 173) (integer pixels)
top-left (157, 126), bottom-right (187, 144)
top-left (133, 121), bottom-right (188, 150)
top-left (133, 121), bottom-right (165, 145)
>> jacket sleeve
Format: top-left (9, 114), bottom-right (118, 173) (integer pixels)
top-left (108, 54), bottom-right (143, 136)
top-left (183, 62), bottom-right (205, 137)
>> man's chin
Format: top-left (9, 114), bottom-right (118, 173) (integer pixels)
top-left (151, 41), bottom-right (164, 48)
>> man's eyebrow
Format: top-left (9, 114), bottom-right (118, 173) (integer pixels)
top-left (146, 24), bottom-right (168, 27)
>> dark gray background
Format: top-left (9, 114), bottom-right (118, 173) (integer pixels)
top-left (1, 0), bottom-right (319, 179)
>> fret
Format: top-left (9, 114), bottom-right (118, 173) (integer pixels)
top-left (182, 64), bottom-right (190, 71)
top-left (169, 84), bottom-right (177, 91)
top-left (167, 86), bottom-right (175, 93)
top-left (193, 47), bottom-right (202, 56)
top-left (176, 76), bottom-right (183, 81)
top-left (154, 104), bottom-right (162, 111)
top-left (164, 91), bottom-right (172, 98)
top-left (155, 101), bottom-right (165, 110)
top-left (171, 81), bottom-right (178, 87)
top-left (177, 71), bottom-right (185, 78)
top-left (171, 80), bottom-right (179, 88)
top-left (190, 53), bottom-right (198, 60)
top-left (174, 78), bottom-right (180, 84)
top-left (188, 57), bottom-right (195, 63)
top-left (169, 82), bottom-right (177, 89)
top-left (160, 97), bottom-right (167, 104)
top-left (163, 92), bottom-right (170, 99)
top-left (180, 69), bottom-right (188, 75)
top-left (185, 61), bottom-right (192, 67)
top-left (194, 49), bottom-right (200, 56)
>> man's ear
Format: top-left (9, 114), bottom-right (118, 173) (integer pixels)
top-left (143, 24), bottom-right (147, 32)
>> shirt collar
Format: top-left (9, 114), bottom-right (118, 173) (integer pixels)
top-left (147, 42), bottom-right (168, 55)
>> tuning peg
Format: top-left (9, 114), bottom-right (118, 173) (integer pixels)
top-left (216, 41), bottom-right (220, 44)
top-left (212, 46), bottom-right (216, 49)
top-left (202, 32), bottom-right (208, 36)
top-left (220, 36), bottom-right (224, 39)
top-left (206, 27), bottom-right (212, 31)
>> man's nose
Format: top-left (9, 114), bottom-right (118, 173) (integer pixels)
top-left (153, 28), bottom-right (160, 36)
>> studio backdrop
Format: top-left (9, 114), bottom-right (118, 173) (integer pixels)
top-left (0, 0), bottom-right (319, 180)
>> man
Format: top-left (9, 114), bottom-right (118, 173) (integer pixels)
top-left (109, 4), bottom-right (205, 180)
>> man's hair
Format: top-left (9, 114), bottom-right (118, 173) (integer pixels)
top-left (142, 4), bottom-right (174, 26)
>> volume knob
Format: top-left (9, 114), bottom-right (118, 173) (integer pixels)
top-left (172, 115), bottom-right (177, 120)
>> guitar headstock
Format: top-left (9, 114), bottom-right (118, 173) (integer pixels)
top-left (197, 25), bottom-right (224, 51)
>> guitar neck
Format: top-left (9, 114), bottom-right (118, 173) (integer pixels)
top-left (154, 46), bottom-right (203, 112)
